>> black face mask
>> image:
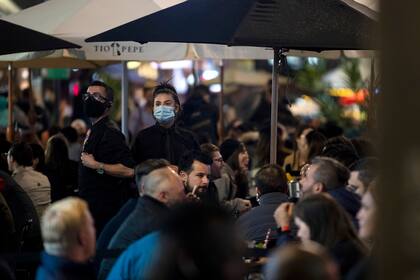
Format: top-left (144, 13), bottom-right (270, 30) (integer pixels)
top-left (84, 96), bottom-right (108, 118)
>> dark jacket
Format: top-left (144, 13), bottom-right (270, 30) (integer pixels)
top-left (331, 239), bottom-right (366, 278)
top-left (131, 123), bottom-right (200, 165)
top-left (36, 252), bottom-right (96, 280)
top-left (328, 186), bottom-right (361, 226)
top-left (237, 192), bottom-right (288, 242)
top-left (0, 193), bottom-right (15, 253)
top-left (79, 117), bottom-right (135, 235)
top-left (96, 198), bottom-right (137, 266)
top-left (45, 159), bottom-right (78, 202)
top-left (98, 195), bottom-right (169, 280)
top-left (178, 95), bottom-right (219, 143)
top-left (0, 170), bottom-right (42, 251)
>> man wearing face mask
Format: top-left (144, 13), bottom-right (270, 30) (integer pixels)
top-left (131, 83), bottom-right (200, 165)
top-left (79, 80), bottom-right (135, 236)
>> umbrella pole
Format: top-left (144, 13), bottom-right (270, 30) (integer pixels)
top-left (7, 62), bottom-right (14, 143)
top-left (368, 57), bottom-right (375, 137)
top-left (270, 49), bottom-right (281, 164)
top-left (218, 59), bottom-right (224, 144)
top-left (121, 61), bottom-right (129, 143)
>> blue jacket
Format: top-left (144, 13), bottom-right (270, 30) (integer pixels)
top-left (98, 196), bottom-right (168, 279)
top-left (36, 252), bottom-right (96, 280)
top-left (106, 232), bottom-right (161, 280)
top-left (237, 192), bottom-right (288, 242)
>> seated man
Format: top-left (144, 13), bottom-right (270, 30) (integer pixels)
top-left (299, 156), bottom-right (360, 223)
top-left (95, 159), bottom-right (170, 265)
top-left (348, 157), bottom-right (378, 196)
top-left (36, 197), bottom-right (96, 280)
top-left (237, 164), bottom-right (289, 242)
top-left (200, 143), bottom-right (251, 213)
top-left (98, 165), bottom-right (185, 279)
top-left (178, 150), bottom-right (217, 205)
top-left (7, 143), bottom-right (51, 218)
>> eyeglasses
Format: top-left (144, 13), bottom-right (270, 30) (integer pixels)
top-left (300, 164), bottom-right (311, 178)
top-left (83, 92), bottom-right (110, 103)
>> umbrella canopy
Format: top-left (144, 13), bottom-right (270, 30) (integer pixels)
top-left (87, 0), bottom-right (377, 164)
top-left (87, 0), bottom-right (377, 51)
top-left (0, 0), bottom-right (277, 65)
top-left (0, 18), bottom-right (79, 55)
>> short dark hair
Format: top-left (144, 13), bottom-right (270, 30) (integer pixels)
top-left (178, 150), bottom-right (212, 174)
top-left (61, 126), bottom-right (78, 143)
top-left (320, 136), bottom-right (359, 168)
top-left (134, 159), bottom-right (171, 187)
top-left (152, 82), bottom-right (180, 108)
top-left (200, 143), bottom-right (220, 159)
top-left (349, 157), bottom-right (378, 190)
top-left (310, 157), bottom-right (350, 191)
top-left (89, 80), bottom-right (114, 102)
top-left (9, 143), bottom-right (33, 167)
top-left (255, 164), bottom-right (288, 195)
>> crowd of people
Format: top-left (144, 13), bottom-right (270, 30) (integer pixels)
top-left (0, 80), bottom-right (379, 280)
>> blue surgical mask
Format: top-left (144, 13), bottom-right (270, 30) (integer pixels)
top-left (154, 105), bottom-right (175, 125)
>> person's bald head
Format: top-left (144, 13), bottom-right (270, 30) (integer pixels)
top-left (143, 166), bottom-right (185, 206)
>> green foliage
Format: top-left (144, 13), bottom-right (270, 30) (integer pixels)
top-left (295, 58), bottom-right (366, 136)
top-left (295, 59), bottom-right (328, 93)
top-left (342, 58), bottom-right (365, 90)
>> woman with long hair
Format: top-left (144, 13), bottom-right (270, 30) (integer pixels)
top-left (253, 124), bottom-right (290, 169)
top-left (220, 139), bottom-right (250, 199)
top-left (283, 127), bottom-right (326, 176)
top-left (292, 194), bottom-right (366, 277)
top-left (44, 135), bottom-right (78, 202)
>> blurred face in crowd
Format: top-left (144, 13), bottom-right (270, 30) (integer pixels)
top-left (181, 160), bottom-right (210, 194)
top-left (299, 164), bottom-right (322, 198)
top-left (295, 217), bottom-right (311, 243)
top-left (238, 148), bottom-right (250, 171)
top-left (357, 190), bottom-right (376, 240)
top-left (211, 151), bottom-right (224, 179)
top-left (297, 128), bottom-right (312, 154)
top-left (348, 171), bottom-right (365, 196)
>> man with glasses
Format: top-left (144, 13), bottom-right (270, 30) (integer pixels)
top-left (79, 80), bottom-right (135, 236)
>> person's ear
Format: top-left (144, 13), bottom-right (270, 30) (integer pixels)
top-left (313, 182), bottom-right (324, 193)
top-left (179, 171), bottom-right (188, 183)
top-left (256, 186), bottom-right (261, 196)
top-left (33, 158), bottom-right (39, 167)
top-left (157, 191), bottom-right (168, 203)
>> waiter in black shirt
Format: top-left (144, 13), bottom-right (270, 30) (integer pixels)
top-left (79, 80), bottom-right (135, 235)
top-left (132, 82), bottom-right (199, 165)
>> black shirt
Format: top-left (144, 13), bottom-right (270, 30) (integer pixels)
top-left (79, 117), bottom-right (135, 235)
top-left (132, 123), bottom-right (200, 165)
top-left (79, 116), bottom-right (135, 199)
